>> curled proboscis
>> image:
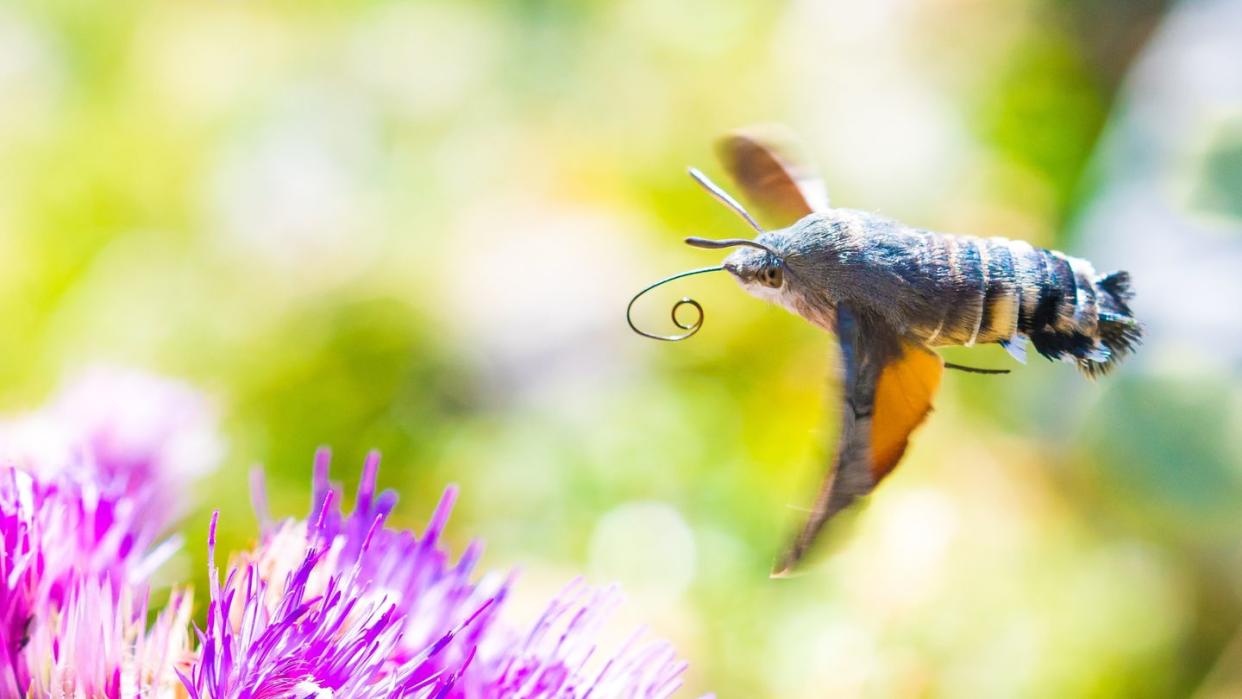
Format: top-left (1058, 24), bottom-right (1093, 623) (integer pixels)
top-left (626, 266), bottom-right (722, 341)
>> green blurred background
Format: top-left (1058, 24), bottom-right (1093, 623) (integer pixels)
top-left (2, 0), bottom-right (1242, 696)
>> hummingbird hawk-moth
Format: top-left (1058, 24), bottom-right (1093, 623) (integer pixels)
top-left (629, 128), bottom-right (1141, 576)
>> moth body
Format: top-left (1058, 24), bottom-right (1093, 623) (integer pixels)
top-left (630, 128), bottom-right (1144, 573)
top-left (724, 209), bottom-right (1140, 376)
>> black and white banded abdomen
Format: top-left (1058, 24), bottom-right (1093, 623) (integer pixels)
top-left (910, 232), bottom-right (1141, 376)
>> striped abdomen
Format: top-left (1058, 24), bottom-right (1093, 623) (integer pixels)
top-left (912, 232), bottom-right (1141, 376)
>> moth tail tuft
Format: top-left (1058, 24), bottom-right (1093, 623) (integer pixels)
top-left (1076, 270), bottom-right (1142, 377)
top-left (1097, 270), bottom-right (1135, 307)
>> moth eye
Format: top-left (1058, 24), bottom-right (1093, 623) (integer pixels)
top-left (762, 265), bottom-right (783, 288)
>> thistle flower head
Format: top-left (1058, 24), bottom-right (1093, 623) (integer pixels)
top-left (480, 581), bottom-right (687, 699)
top-left (0, 465), bottom-right (190, 697)
top-left (182, 505), bottom-right (494, 698)
top-left (1, 365), bottom-right (221, 536)
top-left (22, 580), bottom-right (192, 699)
top-left (4, 369), bottom-right (702, 698)
top-left (187, 448), bottom-right (505, 696)
top-left (0, 468), bottom-right (40, 696)
top-left (195, 449), bottom-right (692, 699)
top-left (296, 449), bottom-right (503, 668)
top-left (0, 366), bottom-right (217, 698)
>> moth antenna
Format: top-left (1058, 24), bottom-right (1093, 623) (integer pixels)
top-left (684, 236), bottom-right (782, 259)
top-left (627, 265), bottom-right (723, 341)
top-left (688, 167), bottom-right (765, 235)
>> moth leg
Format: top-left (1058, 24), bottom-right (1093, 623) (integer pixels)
top-left (943, 362), bottom-right (1011, 375)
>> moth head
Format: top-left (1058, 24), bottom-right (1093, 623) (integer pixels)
top-left (684, 227), bottom-right (841, 333)
top-left (685, 236), bottom-right (793, 301)
top-left (626, 163), bottom-right (836, 343)
top-left (680, 168), bottom-right (810, 297)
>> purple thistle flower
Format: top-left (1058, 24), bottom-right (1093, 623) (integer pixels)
top-left (182, 508), bottom-right (494, 698)
top-left (0, 366), bottom-right (216, 697)
top-left (0, 466), bottom-right (189, 697)
top-left (22, 580), bottom-right (192, 698)
top-left (1, 365), bottom-right (222, 537)
top-left (0, 468), bottom-right (40, 696)
top-left (5, 369), bottom-right (700, 698)
top-left (477, 581), bottom-right (687, 699)
top-left (188, 449), bottom-right (693, 699)
top-left (292, 449), bottom-right (504, 673)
